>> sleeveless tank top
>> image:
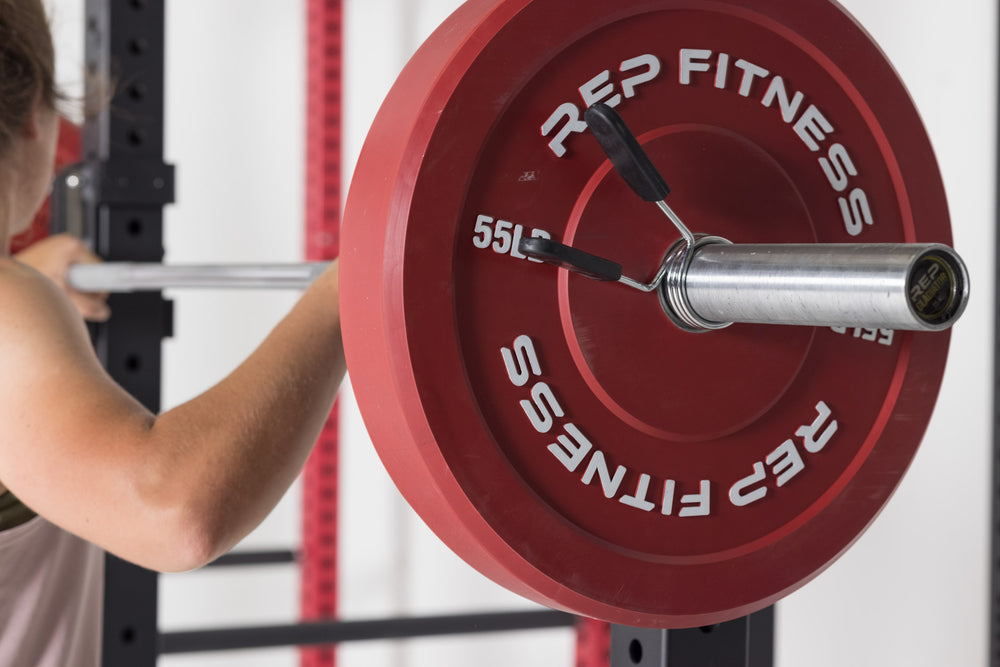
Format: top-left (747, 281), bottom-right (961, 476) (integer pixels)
top-left (0, 491), bottom-right (104, 666)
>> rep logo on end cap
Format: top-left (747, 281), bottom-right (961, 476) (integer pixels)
top-left (908, 249), bottom-right (969, 328)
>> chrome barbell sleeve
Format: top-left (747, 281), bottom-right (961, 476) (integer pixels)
top-left (664, 242), bottom-right (968, 332)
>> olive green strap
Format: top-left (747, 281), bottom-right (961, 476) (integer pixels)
top-left (0, 490), bottom-right (37, 533)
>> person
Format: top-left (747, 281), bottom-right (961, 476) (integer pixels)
top-left (0, 2), bottom-right (346, 665)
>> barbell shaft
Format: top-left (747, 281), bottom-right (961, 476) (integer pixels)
top-left (67, 262), bottom-right (332, 292)
top-left (681, 243), bottom-right (968, 332)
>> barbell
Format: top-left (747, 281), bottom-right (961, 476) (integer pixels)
top-left (65, 0), bottom-right (970, 631)
top-left (66, 244), bottom-right (967, 332)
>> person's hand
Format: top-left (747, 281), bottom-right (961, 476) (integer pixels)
top-left (14, 234), bottom-right (111, 322)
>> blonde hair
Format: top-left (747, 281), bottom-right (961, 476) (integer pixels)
top-left (0, 0), bottom-right (56, 156)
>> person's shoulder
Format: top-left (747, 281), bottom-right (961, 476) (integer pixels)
top-left (0, 256), bottom-right (57, 290)
top-left (0, 258), bottom-right (90, 356)
top-left (0, 258), bottom-right (67, 314)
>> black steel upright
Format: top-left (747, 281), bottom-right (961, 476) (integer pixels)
top-left (82, 1), bottom-right (174, 666)
top-left (611, 608), bottom-right (774, 667)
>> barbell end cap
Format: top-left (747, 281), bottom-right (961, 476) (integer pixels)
top-left (905, 244), bottom-right (970, 331)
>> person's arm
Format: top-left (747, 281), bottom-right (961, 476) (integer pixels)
top-left (0, 257), bottom-right (344, 572)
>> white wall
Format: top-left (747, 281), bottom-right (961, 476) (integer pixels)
top-left (48, 1), bottom-right (996, 666)
top-left (778, 2), bottom-right (996, 666)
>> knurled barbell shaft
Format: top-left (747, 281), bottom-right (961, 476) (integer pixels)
top-left (66, 262), bottom-right (332, 292)
top-left (677, 242), bottom-right (968, 332)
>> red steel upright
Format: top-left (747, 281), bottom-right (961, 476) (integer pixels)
top-left (301, 1), bottom-right (342, 666)
top-left (576, 619), bottom-right (611, 667)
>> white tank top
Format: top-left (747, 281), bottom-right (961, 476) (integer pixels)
top-left (0, 516), bottom-right (104, 666)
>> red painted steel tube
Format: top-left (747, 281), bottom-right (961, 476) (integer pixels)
top-left (301, 1), bottom-right (342, 666)
top-left (576, 618), bottom-right (611, 667)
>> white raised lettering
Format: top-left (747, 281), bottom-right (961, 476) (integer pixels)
top-left (797, 401), bottom-right (838, 454)
top-left (679, 48), bottom-right (713, 85)
top-left (509, 224), bottom-right (527, 259)
top-left (819, 143), bottom-right (857, 193)
top-left (761, 75), bottom-right (804, 123)
top-left (526, 228), bottom-right (551, 264)
top-left (580, 70), bottom-right (621, 108)
top-left (620, 54), bottom-right (661, 98)
top-left (541, 102), bottom-right (587, 158)
top-left (715, 52), bottom-right (730, 89)
top-left (729, 462), bottom-right (768, 507)
top-left (679, 481), bottom-right (711, 517)
top-left (734, 59), bottom-right (769, 97)
top-left (520, 382), bottom-right (564, 434)
top-left (548, 423), bottom-right (593, 473)
top-left (793, 104), bottom-right (834, 152)
top-left (661, 479), bottom-right (676, 515)
top-left (766, 439), bottom-right (805, 487)
top-left (840, 188), bottom-right (874, 236)
top-left (473, 215), bottom-right (493, 249)
top-left (501, 335), bottom-right (540, 387)
top-left (492, 219), bottom-right (514, 254)
top-left (620, 473), bottom-right (656, 512)
top-left (832, 327), bottom-right (894, 346)
top-left (582, 451), bottom-right (626, 499)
